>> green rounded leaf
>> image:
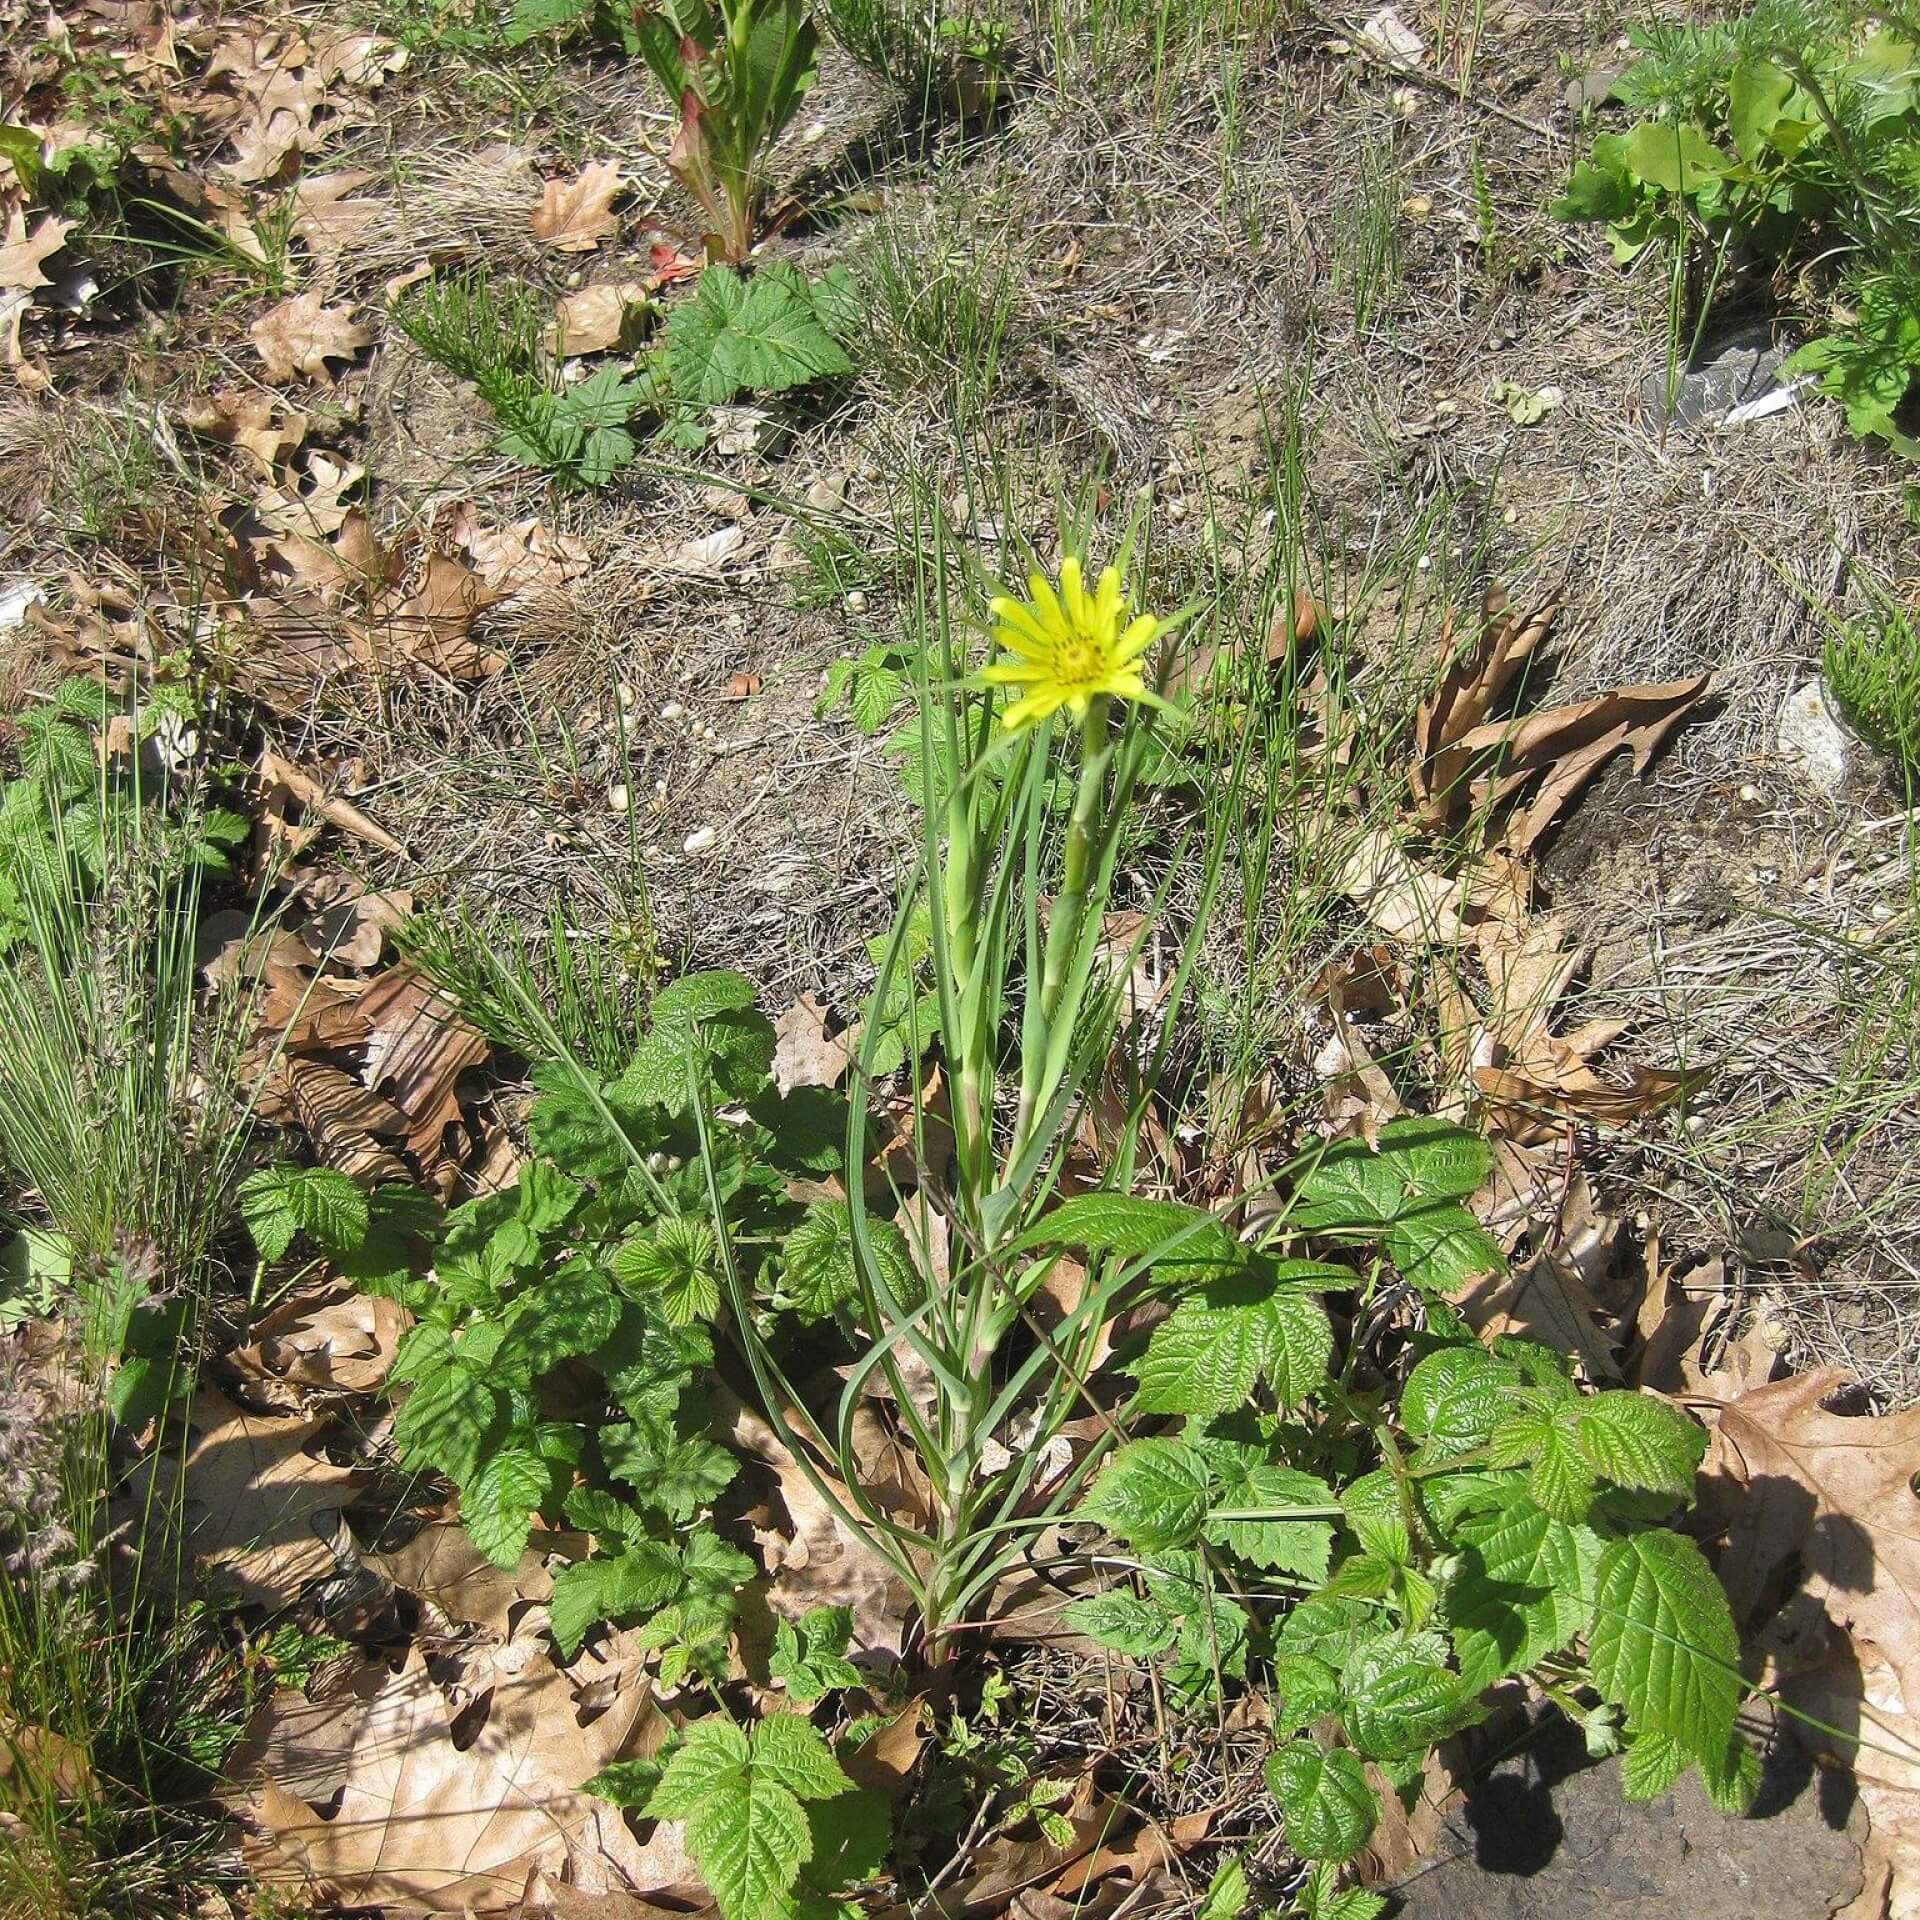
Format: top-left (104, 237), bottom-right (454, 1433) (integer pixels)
top-left (1264, 1741), bottom-right (1379, 1863)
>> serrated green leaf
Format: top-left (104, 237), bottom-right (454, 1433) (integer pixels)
top-left (1294, 1117), bottom-right (1493, 1221)
top-left (770, 1606), bottom-right (863, 1703)
top-left (1132, 1270), bottom-right (1334, 1414)
top-left (1573, 1393), bottom-right (1707, 1496)
top-left (1270, 1651), bottom-right (1343, 1735)
top-left (1589, 1530), bottom-right (1743, 1766)
top-left (1014, 1192), bottom-right (1245, 1287)
top-left (751, 1712), bottom-right (854, 1803)
top-left (1403, 1344), bottom-right (1523, 1457)
top-left (1341, 1644), bottom-right (1466, 1757)
top-left (778, 1202), bottom-right (917, 1322)
top-left (1195, 1856), bottom-right (1250, 1920)
top-left (1078, 1437), bottom-right (1211, 1549)
top-left (549, 1539), bottom-right (684, 1659)
top-left (1204, 1456), bottom-right (1336, 1579)
top-left (664, 263), bottom-right (852, 408)
top-left (621, 974), bottom-right (774, 1113)
top-left (601, 1422), bottom-right (738, 1521)
top-left (647, 1717), bottom-right (752, 1817)
top-left (1061, 1588), bottom-right (1179, 1658)
top-left (1386, 1204), bottom-right (1503, 1294)
top-left (505, 0), bottom-right (598, 40)
top-left (462, 1444), bottom-right (548, 1569)
top-left (499, 1264), bottom-right (621, 1375)
top-left (614, 1216), bottom-right (720, 1325)
top-left (1619, 1729), bottom-right (1690, 1800)
top-left (393, 1360), bottom-right (506, 1487)
top-left (1275, 1593), bottom-right (1395, 1667)
top-left (239, 1165), bottom-right (370, 1263)
top-left (1265, 1741), bottom-right (1379, 1863)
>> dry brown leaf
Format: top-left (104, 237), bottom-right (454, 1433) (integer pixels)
top-left (530, 162), bottom-right (623, 251)
top-left (367, 550), bottom-right (507, 677)
top-left (772, 992), bottom-right (855, 1094)
top-left (1714, 1371), bottom-right (1920, 1707)
top-left (726, 1400), bottom-right (915, 1660)
top-left (355, 965), bottom-right (490, 1162)
top-left (290, 170), bottom-right (385, 260)
top-left (1337, 826), bottom-right (1465, 943)
top-left (519, 1875), bottom-right (716, 1920)
top-left (235, 1281), bottom-right (411, 1394)
top-left (1710, 1372), bottom-right (1920, 1919)
top-left (1474, 1060), bottom-right (1703, 1139)
top-left (363, 1518), bottom-right (553, 1637)
top-left (0, 209), bottom-right (77, 292)
top-left (255, 453), bottom-right (367, 538)
top-left (447, 509), bottom-right (592, 593)
top-left (258, 748), bottom-right (408, 857)
top-left (247, 1647), bottom-right (658, 1913)
top-left (226, 1660), bottom-right (389, 1805)
top-left (250, 290), bottom-right (372, 384)
top-left (549, 282), bottom-right (651, 354)
top-left (179, 390), bottom-right (310, 471)
top-left (136, 1389), bottom-right (361, 1608)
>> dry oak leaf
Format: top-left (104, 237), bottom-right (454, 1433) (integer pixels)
top-left (530, 161), bottom-right (623, 252)
top-left (247, 1647), bottom-right (655, 1913)
top-left (250, 290), bottom-right (372, 384)
top-left (235, 1280), bottom-right (412, 1394)
top-left (362, 1517), bottom-right (552, 1638)
top-left (0, 210), bottom-right (77, 292)
top-left (137, 1388), bottom-right (362, 1608)
top-left (178, 390), bottom-right (310, 471)
top-left (356, 963), bottom-right (491, 1162)
top-left (1714, 1369), bottom-right (1920, 1711)
top-left (549, 281), bottom-right (651, 355)
top-left (772, 991), bottom-right (854, 1094)
top-left (290, 171), bottom-right (386, 261)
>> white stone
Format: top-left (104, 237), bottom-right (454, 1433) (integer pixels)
top-left (1776, 680), bottom-right (1849, 795)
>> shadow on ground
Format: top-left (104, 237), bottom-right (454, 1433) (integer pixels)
top-left (1389, 1710), bottom-right (1865, 1920)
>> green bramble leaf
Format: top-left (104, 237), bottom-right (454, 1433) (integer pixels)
top-left (548, 1540), bottom-right (683, 1660)
top-left (498, 1264), bottom-right (621, 1375)
top-left (1196, 1857), bottom-right (1251, 1920)
top-left (600, 1421), bottom-right (738, 1522)
top-left (239, 1165), bottom-right (370, 1264)
top-left (1573, 1392), bottom-right (1708, 1496)
top-left (1061, 1587), bottom-right (1179, 1659)
top-left (645, 1713), bottom-right (851, 1920)
top-left (1265, 1741), bottom-right (1379, 1863)
top-left (662, 263), bottom-right (852, 408)
top-left (1130, 1265), bottom-right (1335, 1414)
top-left (1620, 1729), bottom-right (1690, 1801)
top-left (778, 1202), bottom-right (917, 1322)
top-left (1197, 1441), bottom-right (1336, 1579)
top-left (1301, 1861), bottom-right (1389, 1920)
top-left (462, 1444), bottom-right (548, 1569)
top-left (1403, 1344), bottom-right (1525, 1458)
top-left (1293, 1119), bottom-right (1500, 1292)
top-left (769, 1605), bottom-right (862, 1704)
top-left (619, 971), bottom-right (773, 1113)
top-left (1340, 1643), bottom-right (1468, 1757)
top-left (393, 1357), bottom-right (508, 1488)
top-left (505, 0), bottom-right (598, 41)
top-left (1443, 1486), bottom-right (1600, 1691)
top-left (1588, 1529), bottom-right (1744, 1772)
top-left (614, 1216), bottom-right (721, 1326)
top-left (1014, 1192), bottom-right (1245, 1287)
top-left (1077, 1437), bottom-right (1211, 1550)
top-left (1270, 1651), bottom-right (1344, 1736)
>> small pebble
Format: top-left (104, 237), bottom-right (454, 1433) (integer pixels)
top-left (607, 784), bottom-right (630, 813)
top-left (846, 589), bottom-right (868, 614)
top-left (684, 826), bottom-right (718, 855)
top-left (1739, 783), bottom-right (1761, 803)
top-left (1502, 506), bottom-right (1518, 526)
top-left (1403, 194), bottom-right (1433, 218)
top-left (1417, 554), bottom-right (1432, 570)
top-left (660, 700), bottom-right (685, 722)
top-left (1872, 902), bottom-right (1895, 922)
top-left (618, 683), bottom-right (637, 709)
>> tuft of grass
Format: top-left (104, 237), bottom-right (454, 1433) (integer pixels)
top-left (398, 893), bottom-right (654, 1078)
top-left (1332, 130), bottom-right (1404, 338)
top-left (1824, 591), bottom-right (1920, 789)
top-left (858, 204), bottom-right (1022, 415)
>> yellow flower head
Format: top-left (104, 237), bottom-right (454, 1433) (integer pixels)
top-left (983, 557), bottom-right (1163, 733)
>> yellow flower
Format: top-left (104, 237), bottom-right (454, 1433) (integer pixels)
top-left (983, 557), bottom-right (1163, 733)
